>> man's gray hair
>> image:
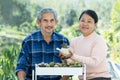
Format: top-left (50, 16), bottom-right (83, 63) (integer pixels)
top-left (37, 8), bottom-right (58, 21)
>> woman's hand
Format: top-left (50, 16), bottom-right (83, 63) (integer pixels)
top-left (59, 50), bottom-right (73, 59)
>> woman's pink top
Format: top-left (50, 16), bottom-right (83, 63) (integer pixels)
top-left (67, 32), bottom-right (111, 79)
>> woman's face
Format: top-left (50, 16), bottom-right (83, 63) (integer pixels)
top-left (79, 13), bottom-right (97, 37)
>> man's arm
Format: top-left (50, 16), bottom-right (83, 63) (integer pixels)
top-left (61, 76), bottom-right (70, 80)
top-left (17, 70), bottom-right (26, 80)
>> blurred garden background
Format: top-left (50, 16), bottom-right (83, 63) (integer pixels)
top-left (0, 0), bottom-right (120, 79)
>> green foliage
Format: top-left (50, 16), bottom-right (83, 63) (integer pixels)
top-left (108, 0), bottom-right (120, 63)
top-left (0, 45), bottom-right (20, 80)
top-left (0, 0), bottom-right (32, 26)
top-left (60, 23), bottom-right (81, 41)
top-left (0, 25), bottom-right (25, 79)
top-left (111, 0), bottom-right (120, 32)
top-left (110, 43), bottom-right (120, 63)
top-left (55, 24), bottom-right (62, 33)
top-left (65, 9), bottom-right (77, 26)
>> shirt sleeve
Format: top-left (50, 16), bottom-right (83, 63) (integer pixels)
top-left (70, 37), bottom-right (108, 67)
top-left (16, 41), bottom-right (31, 74)
top-left (65, 37), bottom-right (70, 46)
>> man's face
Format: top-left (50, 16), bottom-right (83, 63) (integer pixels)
top-left (38, 13), bottom-right (58, 35)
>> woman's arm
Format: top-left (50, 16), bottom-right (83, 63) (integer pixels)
top-left (70, 38), bottom-right (108, 67)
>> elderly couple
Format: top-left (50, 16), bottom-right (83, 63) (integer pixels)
top-left (16, 8), bottom-right (111, 80)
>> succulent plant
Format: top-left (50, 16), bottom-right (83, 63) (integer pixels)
top-left (38, 62), bottom-right (48, 67)
top-left (55, 63), bottom-right (62, 67)
top-left (69, 62), bottom-right (82, 67)
top-left (37, 61), bottom-right (82, 67)
top-left (49, 62), bottom-right (55, 67)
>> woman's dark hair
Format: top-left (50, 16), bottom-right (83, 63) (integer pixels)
top-left (79, 9), bottom-right (98, 23)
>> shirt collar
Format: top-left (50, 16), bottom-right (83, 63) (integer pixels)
top-left (82, 31), bottom-right (96, 39)
top-left (38, 30), bottom-right (59, 42)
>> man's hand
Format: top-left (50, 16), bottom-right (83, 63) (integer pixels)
top-left (17, 70), bottom-right (26, 80)
top-left (61, 75), bottom-right (69, 80)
